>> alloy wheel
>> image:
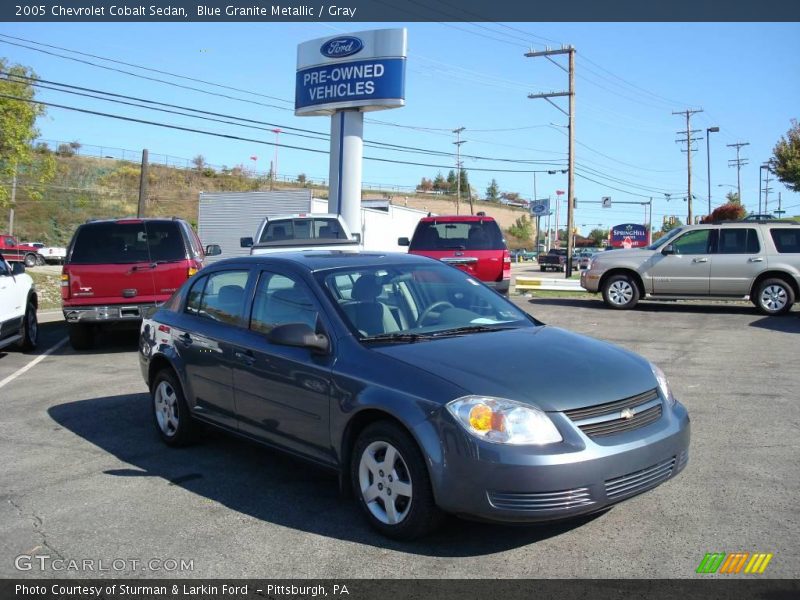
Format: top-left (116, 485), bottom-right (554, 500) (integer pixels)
top-left (154, 381), bottom-right (179, 437)
top-left (608, 280), bottom-right (634, 306)
top-left (760, 284), bottom-right (788, 312)
top-left (358, 441), bottom-right (413, 525)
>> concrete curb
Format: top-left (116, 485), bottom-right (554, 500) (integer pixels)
top-left (514, 276), bottom-right (583, 292)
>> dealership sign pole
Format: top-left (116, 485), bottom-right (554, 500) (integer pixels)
top-left (296, 29), bottom-right (407, 236)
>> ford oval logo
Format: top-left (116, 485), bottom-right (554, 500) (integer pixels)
top-left (321, 36), bottom-right (364, 59)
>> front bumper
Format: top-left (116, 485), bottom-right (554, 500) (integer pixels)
top-left (580, 269), bottom-right (602, 292)
top-left (63, 304), bottom-right (156, 323)
top-left (427, 401), bottom-right (690, 523)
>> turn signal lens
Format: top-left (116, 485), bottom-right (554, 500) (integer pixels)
top-left (447, 396), bottom-right (562, 445)
top-left (60, 273), bottom-right (69, 287)
top-left (187, 267), bottom-right (198, 277)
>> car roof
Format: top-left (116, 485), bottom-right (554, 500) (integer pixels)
top-left (418, 215), bottom-right (497, 223)
top-left (81, 217), bottom-right (187, 225)
top-left (207, 250), bottom-right (436, 273)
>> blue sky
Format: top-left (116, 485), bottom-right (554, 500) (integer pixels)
top-left (1, 21), bottom-right (798, 233)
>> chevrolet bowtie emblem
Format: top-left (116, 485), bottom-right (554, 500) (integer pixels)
top-left (621, 408), bottom-right (636, 420)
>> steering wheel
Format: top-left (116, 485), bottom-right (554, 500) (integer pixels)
top-left (418, 301), bottom-right (455, 326)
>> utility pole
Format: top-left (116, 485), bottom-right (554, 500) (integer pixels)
top-left (726, 141), bottom-right (750, 204)
top-left (526, 44), bottom-right (575, 276)
top-left (270, 128), bottom-right (282, 182)
top-left (673, 109), bottom-right (704, 225)
top-left (9, 163), bottom-right (17, 235)
top-left (453, 127), bottom-right (465, 215)
top-left (706, 126), bottom-right (719, 217)
top-left (762, 164), bottom-right (773, 212)
top-left (137, 149), bottom-right (149, 218)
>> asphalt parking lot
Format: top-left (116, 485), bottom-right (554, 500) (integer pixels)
top-left (1, 300), bottom-right (798, 578)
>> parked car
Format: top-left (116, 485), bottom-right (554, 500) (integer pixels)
top-left (510, 248), bottom-right (536, 262)
top-left (581, 221), bottom-right (800, 314)
top-left (38, 244), bottom-right (68, 265)
top-left (537, 248), bottom-right (577, 272)
top-left (0, 235), bottom-right (44, 267)
top-left (579, 251), bottom-right (597, 270)
top-left (399, 215), bottom-right (511, 294)
top-left (0, 253), bottom-right (38, 351)
top-left (240, 213), bottom-right (361, 255)
top-left (62, 217), bottom-right (215, 349)
top-left (139, 251), bottom-right (690, 540)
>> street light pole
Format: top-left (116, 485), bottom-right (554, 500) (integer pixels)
top-left (706, 127), bottom-right (719, 217)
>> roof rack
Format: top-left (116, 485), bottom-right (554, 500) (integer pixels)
top-left (707, 219), bottom-right (799, 225)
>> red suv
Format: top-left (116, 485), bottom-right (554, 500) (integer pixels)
top-left (62, 218), bottom-right (212, 349)
top-left (400, 214), bottom-right (511, 294)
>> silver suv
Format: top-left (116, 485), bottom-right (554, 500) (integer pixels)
top-left (581, 221), bottom-right (800, 315)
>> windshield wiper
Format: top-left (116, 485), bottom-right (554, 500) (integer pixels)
top-left (361, 332), bottom-right (431, 344)
top-left (428, 324), bottom-right (515, 338)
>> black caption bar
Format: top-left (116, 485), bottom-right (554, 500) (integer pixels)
top-left (3, 580), bottom-right (800, 600)
top-left (2, 0), bottom-right (799, 22)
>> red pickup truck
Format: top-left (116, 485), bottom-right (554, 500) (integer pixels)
top-left (0, 235), bottom-right (43, 267)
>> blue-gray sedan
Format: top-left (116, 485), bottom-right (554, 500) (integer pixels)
top-left (139, 251), bottom-right (689, 539)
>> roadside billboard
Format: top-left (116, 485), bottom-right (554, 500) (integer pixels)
top-left (610, 223), bottom-right (648, 248)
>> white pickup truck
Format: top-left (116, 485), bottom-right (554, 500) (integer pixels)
top-left (38, 244), bottom-right (67, 265)
top-left (239, 214), bottom-right (362, 255)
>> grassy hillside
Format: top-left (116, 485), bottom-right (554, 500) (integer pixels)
top-left (9, 152), bottom-right (535, 246)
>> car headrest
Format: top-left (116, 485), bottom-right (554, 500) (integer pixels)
top-left (351, 274), bottom-right (383, 302)
top-left (218, 284), bottom-right (243, 306)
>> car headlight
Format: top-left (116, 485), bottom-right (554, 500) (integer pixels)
top-left (651, 363), bottom-right (675, 406)
top-left (446, 396), bottom-right (563, 445)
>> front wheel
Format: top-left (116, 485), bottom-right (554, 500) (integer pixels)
top-left (17, 301), bottom-right (38, 351)
top-left (755, 278), bottom-right (795, 315)
top-left (351, 421), bottom-right (443, 540)
top-left (602, 274), bottom-right (640, 310)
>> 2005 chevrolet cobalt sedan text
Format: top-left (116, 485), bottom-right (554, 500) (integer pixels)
top-left (139, 252), bottom-right (690, 539)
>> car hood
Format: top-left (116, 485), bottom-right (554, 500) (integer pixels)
top-left (372, 326), bottom-right (657, 412)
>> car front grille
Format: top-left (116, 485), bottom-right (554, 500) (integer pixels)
top-left (487, 488), bottom-right (595, 512)
top-left (604, 457), bottom-right (676, 500)
top-left (564, 388), bottom-right (662, 438)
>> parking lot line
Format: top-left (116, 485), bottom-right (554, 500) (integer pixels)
top-left (0, 337), bottom-right (68, 390)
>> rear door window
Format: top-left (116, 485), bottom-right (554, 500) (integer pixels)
top-left (410, 221), bottom-right (505, 251)
top-left (770, 228), bottom-right (800, 253)
top-left (716, 228), bottom-right (760, 254)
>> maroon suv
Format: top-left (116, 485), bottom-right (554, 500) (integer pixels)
top-left (400, 215), bottom-right (511, 294)
top-left (62, 218), bottom-right (210, 349)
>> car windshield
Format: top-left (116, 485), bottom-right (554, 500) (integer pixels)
top-left (647, 227), bottom-right (684, 250)
top-left (317, 263), bottom-right (534, 341)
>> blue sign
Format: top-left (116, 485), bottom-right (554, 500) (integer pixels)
top-left (320, 36), bottom-right (364, 59)
top-left (530, 199), bottom-right (550, 216)
top-left (610, 223), bottom-right (648, 248)
top-left (295, 58), bottom-right (406, 113)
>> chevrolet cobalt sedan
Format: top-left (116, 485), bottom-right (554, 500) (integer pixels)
top-left (139, 252), bottom-right (690, 539)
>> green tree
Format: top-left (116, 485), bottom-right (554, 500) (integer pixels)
top-left (459, 169), bottom-right (469, 194)
top-left (0, 59), bottom-right (55, 206)
top-left (588, 228), bottom-right (609, 246)
top-left (771, 119), bottom-right (800, 192)
top-left (446, 170), bottom-right (457, 194)
top-left (485, 178), bottom-right (499, 202)
top-left (508, 215), bottom-right (533, 240)
top-left (661, 217), bottom-right (684, 233)
top-left (725, 190), bottom-right (741, 204)
top-left (432, 171), bottom-right (446, 191)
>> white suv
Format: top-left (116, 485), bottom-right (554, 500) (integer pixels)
top-left (0, 253), bottom-right (38, 351)
top-left (581, 221), bottom-right (800, 315)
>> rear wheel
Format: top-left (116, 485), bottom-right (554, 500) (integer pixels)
top-left (68, 323), bottom-right (94, 350)
top-left (152, 369), bottom-right (196, 447)
top-left (24, 253), bottom-right (37, 268)
top-left (755, 278), bottom-right (794, 316)
top-left (351, 421), bottom-right (443, 540)
top-left (17, 301), bottom-right (38, 351)
top-left (35, 254), bottom-right (46, 266)
top-left (602, 274), bottom-right (640, 310)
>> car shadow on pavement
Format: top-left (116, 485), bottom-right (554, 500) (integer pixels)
top-left (48, 393), bottom-right (602, 557)
top-left (0, 321), bottom-right (65, 361)
top-left (749, 315), bottom-right (800, 334)
top-left (526, 297), bottom-right (774, 316)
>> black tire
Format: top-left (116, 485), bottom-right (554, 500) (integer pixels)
top-left (151, 368), bottom-right (197, 447)
top-left (17, 301), bottom-right (38, 351)
top-left (68, 323), bottom-right (94, 350)
top-left (754, 278), bottom-right (795, 316)
top-left (351, 421), bottom-right (443, 540)
top-left (35, 254), bottom-right (46, 266)
top-left (540, 266), bottom-right (546, 272)
top-left (602, 273), bottom-right (640, 310)
top-left (24, 253), bottom-right (37, 268)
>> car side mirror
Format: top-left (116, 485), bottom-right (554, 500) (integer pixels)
top-left (268, 323), bottom-right (329, 354)
top-left (239, 237), bottom-right (254, 248)
top-left (661, 244), bottom-right (674, 255)
top-left (205, 244), bottom-right (222, 256)
top-left (352, 232), bottom-right (362, 244)
top-left (398, 237), bottom-right (410, 246)
top-left (11, 262), bottom-right (25, 275)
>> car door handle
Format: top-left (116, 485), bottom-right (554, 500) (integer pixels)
top-left (177, 333), bottom-right (193, 345)
top-left (234, 349), bottom-right (256, 365)
top-left (748, 257), bottom-right (764, 262)
top-left (692, 258), bottom-right (708, 263)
